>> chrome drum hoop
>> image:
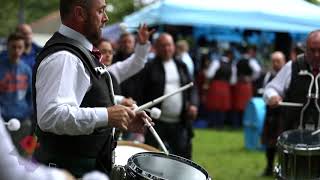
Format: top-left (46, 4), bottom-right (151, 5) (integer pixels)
top-left (125, 152), bottom-right (211, 180)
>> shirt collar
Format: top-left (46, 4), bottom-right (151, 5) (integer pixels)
top-left (58, 24), bottom-right (93, 51)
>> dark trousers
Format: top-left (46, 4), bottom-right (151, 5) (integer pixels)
top-left (145, 120), bottom-right (192, 159)
top-left (208, 111), bottom-right (226, 128)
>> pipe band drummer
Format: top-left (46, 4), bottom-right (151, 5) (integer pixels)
top-left (263, 30), bottom-right (320, 131)
top-left (32, 0), bottom-right (153, 178)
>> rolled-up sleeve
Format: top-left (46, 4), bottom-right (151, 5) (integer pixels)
top-left (263, 61), bottom-right (292, 103)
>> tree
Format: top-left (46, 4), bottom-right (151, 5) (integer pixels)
top-left (0, 0), bottom-right (19, 36)
top-left (0, 0), bottom-right (136, 37)
top-left (306, 0), bottom-right (320, 5)
top-left (106, 0), bottom-right (135, 24)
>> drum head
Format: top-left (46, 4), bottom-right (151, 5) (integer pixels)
top-left (278, 129), bottom-right (320, 153)
top-left (115, 141), bottom-right (159, 166)
top-left (126, 152), bottom-right (210, 180)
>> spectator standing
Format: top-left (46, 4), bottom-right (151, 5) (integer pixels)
top-left (138, 33), bottom-right (198, 159)
top-left (0, 33), bottom-right (33, 155)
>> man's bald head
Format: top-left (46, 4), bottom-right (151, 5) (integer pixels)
top-left (271, 51), bottom-right (286, 72)
top-left (306, 30), bottom-right (320, 67)
top-left (16, 24), bottom-right (32, 46)
top-left (155, 33), bottom-right (175, 61)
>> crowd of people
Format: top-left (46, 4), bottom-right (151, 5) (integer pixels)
top-left (0, 0), bottom-right (318, 179)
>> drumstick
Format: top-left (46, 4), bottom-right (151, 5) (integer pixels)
top-left (278, 102), bottom-right (303, 107)
top-left (134, 83), bottom-right (193, 155)
top-left (133, 104), bottom-right (168, 154)
top-left (141, 117), bottom-right (169, 155)
top-left (312, 129), bottom-right (320, 136)
top-left (135, 82), bottom-right (193, 112)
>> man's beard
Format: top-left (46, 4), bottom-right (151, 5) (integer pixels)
top-left (84, 20), bottom-right (101, 44)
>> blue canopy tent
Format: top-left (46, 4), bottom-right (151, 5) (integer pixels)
top-left (123, 0), bottom-right (320, 33)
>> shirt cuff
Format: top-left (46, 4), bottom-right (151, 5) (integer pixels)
top-left (114, 95), bottom-right (125, 105)
top-left (94, 107), bottom-right (108, 128)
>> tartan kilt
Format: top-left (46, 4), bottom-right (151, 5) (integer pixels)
top-left (231, 82), bottom-right (253, 111)
top-left (261, 107), bottom-right (285, 147)
top-left (205, 80), bottom-right (231, 112)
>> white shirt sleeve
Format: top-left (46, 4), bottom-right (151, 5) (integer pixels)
top-left (36, 51), bottom-right (108, 135)
top-left (249, 58), bottom-right (262, 80)
top-left (263, 61), bottom-right (292, 103)
top-left (205, 60), bottom-right (220, 79)
top-left (0, 120), bottom-right (67, 180)
top-left (108, 42), bottom-right (150, 84)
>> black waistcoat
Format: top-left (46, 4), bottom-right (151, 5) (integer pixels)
top-left (213, 60), bottom-right (232, 81)
top-left (32, 32), bottom-right (114, 160)
top-left (284, 56), bottom-right (319, 130)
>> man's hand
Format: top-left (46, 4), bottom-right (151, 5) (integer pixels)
top-left (107, 105), bottom-right (135, 131)
top-left (268, 96), bottom-right (283, 108)
top-left (137, 23), bottom-right (156, 44)
top-left (187, 105), bottom-right (198, 121)
top-left (121, 97), bottom-right (136, 108)
top-left (128, 111), bottom-right (153, 133)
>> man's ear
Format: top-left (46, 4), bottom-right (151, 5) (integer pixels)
top-left (74, 6), bottom-right (88, 22)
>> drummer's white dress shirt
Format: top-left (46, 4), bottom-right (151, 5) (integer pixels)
top-left (36, 24), bottom-right (150, 135)
top-left (263, 61), bottom-right (292, 102)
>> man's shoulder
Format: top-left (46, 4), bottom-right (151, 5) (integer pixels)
top-left (44, 50), bottom-right (79, 61)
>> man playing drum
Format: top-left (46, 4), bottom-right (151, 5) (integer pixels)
top-left (32, 0), bottom-right (153, 178)
top-left (264, 30), bottom-right (320, 132)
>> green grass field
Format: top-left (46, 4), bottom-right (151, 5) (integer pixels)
top-left (192, 128), bottom-right (274, 180)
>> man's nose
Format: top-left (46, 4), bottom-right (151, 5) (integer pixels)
top-left (103, 12), bottom-right (109, 23)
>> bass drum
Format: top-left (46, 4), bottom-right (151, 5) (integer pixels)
top-left (125, 152), bottom-right (212, 180)
top-left (276, 129), bottom-right (320, 180)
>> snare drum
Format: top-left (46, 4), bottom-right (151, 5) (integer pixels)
top-left (111, 141), bottom-right (159, 180)
top-left (114, 141), bottom-right (159, 166)
top-left (125, 152), bottom-right (211, 180)
top-left (276, 129), bottom-right (320, 180)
